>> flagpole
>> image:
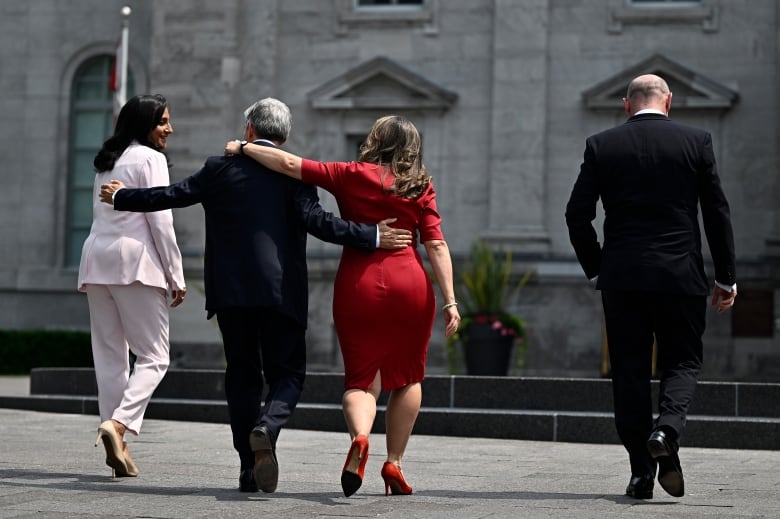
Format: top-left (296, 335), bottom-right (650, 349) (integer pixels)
top-left (118, 6), bottom-right (131, 109)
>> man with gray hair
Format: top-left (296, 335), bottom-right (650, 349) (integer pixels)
top-left (566, 75), bottom-right (737, 499)
top-left (100, 97), bottom-right (411, 493)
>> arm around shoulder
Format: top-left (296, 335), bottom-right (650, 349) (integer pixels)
top-left (294, 184), bottom-right (376, 250)
top-left (227, 141), bottom-right (304, 179)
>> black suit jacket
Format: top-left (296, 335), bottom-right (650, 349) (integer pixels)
top-left (114, 142), bottom-right (376, 325)
top-left (565, 113), bottom-right (736, 295)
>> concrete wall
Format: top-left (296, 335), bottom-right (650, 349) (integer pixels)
top-left (0, 0), bottom-right (777, 380)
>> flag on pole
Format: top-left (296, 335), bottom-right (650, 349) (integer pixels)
top-left (110, 6), bottom-right (132, 118)
top-left (108, 37), bottom-right (122, 92)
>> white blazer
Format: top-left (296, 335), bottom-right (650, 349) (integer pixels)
top-left (78, 142), bottom-right (185, 293)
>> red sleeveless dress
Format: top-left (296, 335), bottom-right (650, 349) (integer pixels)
top-left (301, 159), bottom-right (442, 391)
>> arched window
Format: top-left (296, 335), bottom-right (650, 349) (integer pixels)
top-left (65, 56), bottom-right (134, 267)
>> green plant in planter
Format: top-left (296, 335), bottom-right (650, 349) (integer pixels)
top-left (446, 240), bottom-right (531, 374)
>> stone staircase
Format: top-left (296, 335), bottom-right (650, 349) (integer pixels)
top-left (2, 368), bottom-right (779, 450)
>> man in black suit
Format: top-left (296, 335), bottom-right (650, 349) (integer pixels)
top-left (100, 98), bottom-right (411, 493)
top-left (565, 74), bottom-right (737, 499)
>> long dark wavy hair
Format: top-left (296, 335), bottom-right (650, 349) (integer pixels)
top-left (93, 94), bottom-right (170, 173)
top-left (359, 115), bottom-right (431, 200)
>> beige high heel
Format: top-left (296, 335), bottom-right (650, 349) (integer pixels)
top-left (122, 441), bottom-right (140, 477)
top-left (95, 420), bottom-right (130, 477)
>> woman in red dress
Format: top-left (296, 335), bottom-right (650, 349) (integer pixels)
top-left (226, 115), bottom-right (459, 497)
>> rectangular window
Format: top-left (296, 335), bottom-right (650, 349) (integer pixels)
top-left (338, 0), bottom-right (434, 33)
top-left (610, 0), bottom-right (716, 33)
top-left (346, 134), bottom-right (366, 161)
top-left (66, 55), bottom-right (134, 267)
top-left (356, 0), bottom-right (424, 7)
top-left (731, 289), bottom-right (775, 338)
top-left (628, 0), bottom-right (702, 5)
top-left (345, 131), bottom-right (423, 161)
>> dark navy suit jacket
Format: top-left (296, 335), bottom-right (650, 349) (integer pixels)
top-left (565, 113), bottom-right (736, 294)
top-left (114, 142), bottom-right (376, 325)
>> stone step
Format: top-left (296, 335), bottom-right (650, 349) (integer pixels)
top-left (1, 368), bottom-right (776, 450)
top-left (1, 392), bottom-right (778, 450)
top-left (28, 367), bottom-right (780, 418)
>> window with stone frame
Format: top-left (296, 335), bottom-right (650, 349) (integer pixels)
top-left (628, 0), bottom-right (702, 5)
top-left (336, 0), bottom-right (435, 33)
top-left (65, 55), bottom-right (134, 267)
top-left (731, 289), bottom-right (775, 338)
top-left (355, 0), bottom-right (424, 8)
top-left (346, 131), bottom-right (423, 162)
top-left (346, 134), bottom-right (366, 161)
top-left (609, 0), bottom-right (717, 33)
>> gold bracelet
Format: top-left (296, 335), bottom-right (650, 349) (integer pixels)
top-left (441, 302), bottom-right (458, 310)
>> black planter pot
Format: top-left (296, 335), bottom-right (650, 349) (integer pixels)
top-left (463, 323), bottom-right (515, 376)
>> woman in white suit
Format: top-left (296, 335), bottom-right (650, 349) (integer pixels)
top-left (78, 94), bottom-right (186, 477)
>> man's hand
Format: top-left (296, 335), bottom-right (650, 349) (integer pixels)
top-left (171, 287), bottom-right (186, 308)
top-left (711, 285), bottom-right (737, 314)
top-left (377, 218), bottom-right (412, 250)
top-left (99, 180), bottom-right (126, 205)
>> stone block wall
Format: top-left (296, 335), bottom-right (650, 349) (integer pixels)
top-left (0, 0), bottom-right (777, 380)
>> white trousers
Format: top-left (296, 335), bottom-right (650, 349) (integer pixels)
top-left (85, 282), bottom-right (170, 435)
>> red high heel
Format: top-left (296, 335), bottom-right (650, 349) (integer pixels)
top-left (340, 435), bottom-right (369, 497)
top-left (381, 461), bottom-right (413, 495)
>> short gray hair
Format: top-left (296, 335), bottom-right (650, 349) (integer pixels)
top-left (244, 97), bottom-right (291, 143)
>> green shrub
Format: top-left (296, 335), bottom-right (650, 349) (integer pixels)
top-left (0, 330), bottom-right (93, 374)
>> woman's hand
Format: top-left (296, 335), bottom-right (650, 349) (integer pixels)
top-left (224, 140), bottom-right (242, 155)
top-left (171, 287), bottom-right (186, 308)
top-left (443, 306), bottom-right (460, 338)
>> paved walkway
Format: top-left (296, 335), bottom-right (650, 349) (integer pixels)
top-left (0, 376), bottom-right (28, 397)
top-left (1, 377), bottom-right (779, 517)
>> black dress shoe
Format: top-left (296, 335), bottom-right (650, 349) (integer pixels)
top-left (239, 469), bottom-right (258, 492)
top-left (250, 425), bottom-right (279, 493)
top-left (647, 429), bottom-right (684, 497)
top-left (625, 475), bottom-right (654, 499)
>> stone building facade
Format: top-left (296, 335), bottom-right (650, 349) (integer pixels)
top-left (1, 0), bottom-right (778, 379)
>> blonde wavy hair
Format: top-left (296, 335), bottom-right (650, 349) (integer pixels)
top-left (359, 115), bottom-right (431, 200)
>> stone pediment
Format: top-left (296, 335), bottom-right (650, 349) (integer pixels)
top-left (308, 56), bottom-right (458, 110)
top-left (582, 54), bottom-right (738, 110)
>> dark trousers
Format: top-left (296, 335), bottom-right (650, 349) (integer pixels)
top-left (601, 290), bottom-right (705, 478)
top-left (216, 306), bottom-right (307, 470)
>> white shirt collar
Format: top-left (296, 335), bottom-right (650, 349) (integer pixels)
top-left (634, 109), bottom-right (666, 116)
